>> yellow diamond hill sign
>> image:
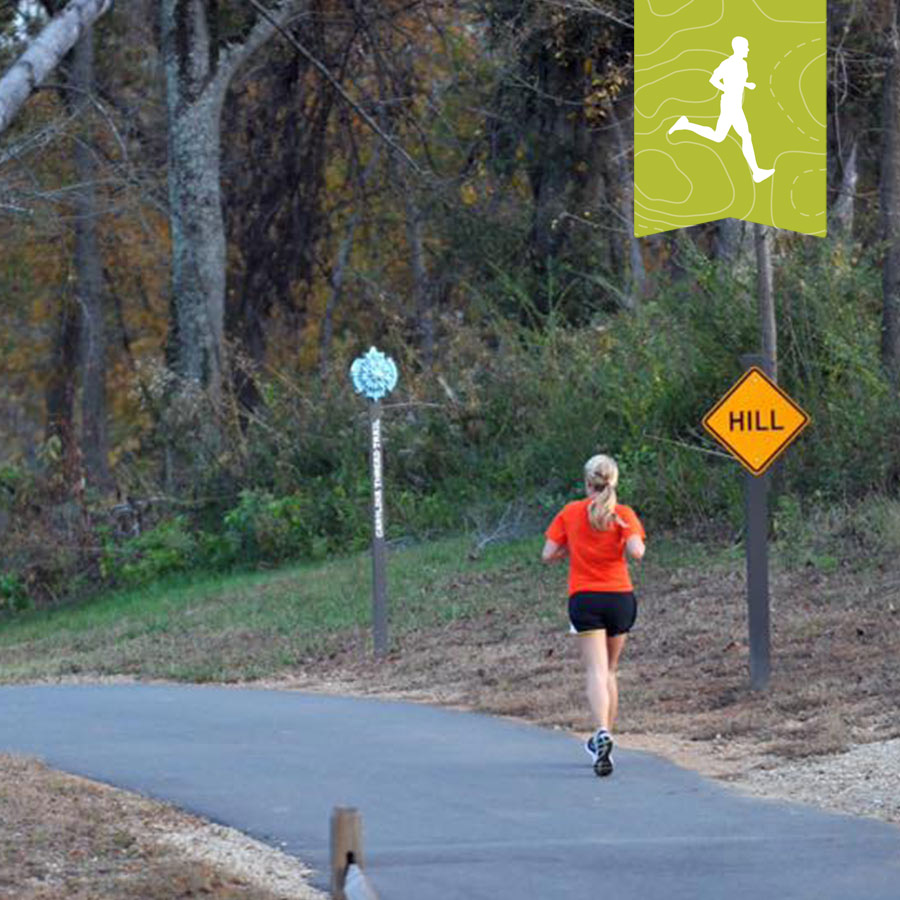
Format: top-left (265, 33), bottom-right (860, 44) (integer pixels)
top-left (703, 368), bottom-right (810, 476)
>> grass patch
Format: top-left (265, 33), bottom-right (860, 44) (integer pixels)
top-left (772, 495), bottom-right (900, 573)
top-left (3, 503), bottom-right (899, 763)
top-left (0, 530), bottom-right (732, 684)
top-left (0, 535), bottom-right (542, 682)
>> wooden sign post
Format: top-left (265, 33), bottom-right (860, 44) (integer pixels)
top-left (702, 357), bottom-right (810, 690)
top-left (369, 401), bottom-right (387, 658)
top-left (350, 347), bottom-right (398, 659)
top-left (331, 807), bottom-right (363, 900)
top-left (744, 455), bottom-right (772, 690)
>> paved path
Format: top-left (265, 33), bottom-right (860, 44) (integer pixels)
top-left (1, 684), bottom-right (897, 898)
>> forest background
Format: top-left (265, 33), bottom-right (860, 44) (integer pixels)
top-left (1, 0), bottom-right (899, 613)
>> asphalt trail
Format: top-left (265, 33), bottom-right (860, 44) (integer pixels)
top-left (1, 684), bottom-right (897, 898)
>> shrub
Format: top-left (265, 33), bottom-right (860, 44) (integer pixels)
top-left (0, 572), bottom-right (30, 614)
top-left (5, 232), bottom-right (900, 607)
top-left (102, 517), bottom-right (198, 587)
top-left (222, 489), bottom-right (312, 565)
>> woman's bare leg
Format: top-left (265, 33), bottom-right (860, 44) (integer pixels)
top-left (606, 633), bottom-right (628, 732)
top-left (578, 631), bottom-right (610, 730)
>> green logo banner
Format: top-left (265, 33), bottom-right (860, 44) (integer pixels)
top-left (634, 1), bottom-right (826, 237)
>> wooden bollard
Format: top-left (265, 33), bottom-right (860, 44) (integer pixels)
top-left (330, 807), bottom-right (363, 900)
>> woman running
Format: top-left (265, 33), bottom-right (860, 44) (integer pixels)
top-left (542, 454), bottom-right (646, 777)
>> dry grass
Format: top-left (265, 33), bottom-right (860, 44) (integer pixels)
top-left (0, 756), bottom-right (296, 900)
top-left (273, 554), bottom-right (900, 762)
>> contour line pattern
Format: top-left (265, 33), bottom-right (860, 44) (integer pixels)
top-left (633, 149), bottom-right (694, 204)
top-left (636, 0), bottom-right (724, 58)
top-left (635, 67), bottom-right (725, 119)
top-left (750, 0), bottom-right (824, 24)
top-left (768, 38), bottom-right (824, 142)
top-left (791, 168), bottom-right (827, 217)
top-left (635, 137), bottom-right (737, 219)
top-left (636, 0), bottom-right (824, 234)
top-left (767, 148), bottom-right (827, 231)
top-left (646, 0), bottom-right (698, 18)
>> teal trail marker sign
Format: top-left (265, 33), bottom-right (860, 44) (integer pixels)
top-left (350, 347), bottom-right (398, 658)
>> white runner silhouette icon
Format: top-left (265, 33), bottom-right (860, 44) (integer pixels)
top-left (669, 37), bottom-right (775, 184)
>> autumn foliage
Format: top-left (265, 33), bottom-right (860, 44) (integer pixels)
top-left (1, 2), bottom-right (899, 610)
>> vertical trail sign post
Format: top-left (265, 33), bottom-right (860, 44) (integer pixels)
top-left (702, 357), bottom-right (810, 690)
top-left (350, 347), bottom-right (398, 658)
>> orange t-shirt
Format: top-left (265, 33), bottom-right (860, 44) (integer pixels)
top-left (545, 501), bottom-right (645, 595)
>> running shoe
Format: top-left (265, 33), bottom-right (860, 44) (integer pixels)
top-left (592, 729), bottom-right (614, 777)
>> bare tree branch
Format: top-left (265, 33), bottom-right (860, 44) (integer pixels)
top-left (245, 0), bottom-right (423, 174)
top-left (218, 0), bottom-right (307, 93)
top-left (539, 0), bottom-right (633, 30)
top-left (0, 0), bottom-right (112, 136)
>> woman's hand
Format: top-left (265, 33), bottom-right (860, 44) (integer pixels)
top-left (541, 539), bottom-right (568, 563)
top-left (626, 535), bottom-right (645, 560)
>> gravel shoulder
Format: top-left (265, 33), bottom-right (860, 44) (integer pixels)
top-left (730, 738), bottom-right (900, 823)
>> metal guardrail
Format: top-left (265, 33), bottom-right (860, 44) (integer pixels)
top-left (331, 807), bottom-right (380, 900)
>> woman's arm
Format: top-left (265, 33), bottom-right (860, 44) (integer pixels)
top-left (614, 514), bottom-right (645, 560)
top-left (541, 539), bottom-right (568, 563)
top-left (626, 535), bottom-right (645, 560)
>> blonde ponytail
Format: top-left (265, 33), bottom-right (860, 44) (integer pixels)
top-left (584, 454), bottom-right (619, 531)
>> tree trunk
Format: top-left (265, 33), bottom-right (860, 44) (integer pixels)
top-left (527, 51), bottom-right (571, 274)
top-left (405, 191), bottom-right (434, 369)
top-left (320, 141), bottom-right (381, 378)
top-left (880, 11), bottom-right (900, 387)
top-left (318, 218), bottom-right (356, 379)
top-left (71, 26), bottom-right (110, 487)
top-left (160, 0), bottom-right (227, 399)
top-left (754, 223), bottom-right (777, 381)
top-left (0, 0), bottom-right (112, 135)
top-left (222, 33), bottom-right (341, 397)
top-left (571, 122), bottom-right (613, 278)
top-left (166, 94), bottom-right (228, 397)
top-left (831, 140), bottom-right (858, 241)
top-left (45, 290), bottom-right (80, 463)
top-left (160, 0), bottom-right (303, 401)
top-left (608, 100), bottom-right (645, 308)
top-left (713, 219), bottom-right (746, 265)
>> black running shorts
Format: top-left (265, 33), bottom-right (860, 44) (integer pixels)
top-left (568, 591), bottom-right (637, 637)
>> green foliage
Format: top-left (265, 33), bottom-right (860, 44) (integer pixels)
top-left (96, 238), bottom-right (900, 593)
top-left (103, 517), bottom-right (198, 587)
top-left (0, 462), bottom-right (29, 498)
top-left (222, 489), bottom-right (316, 565)
top-left (773, 493), bottom-right (900, 571)
top-left (774, 240), bottom-right (900, 496)
top-left (0, 572), bottom-right (30, 614)
top-left (5, 225), bottom-right (900, 609)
